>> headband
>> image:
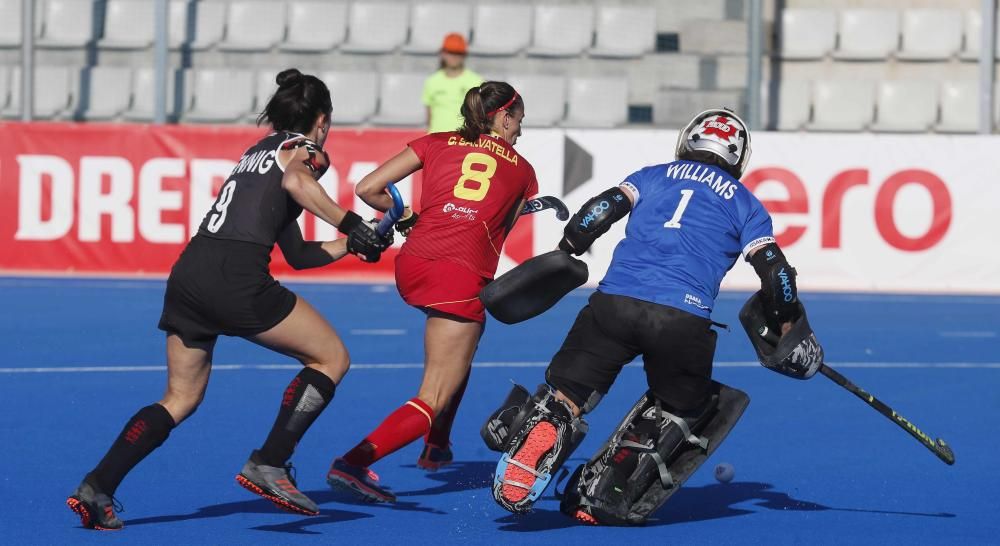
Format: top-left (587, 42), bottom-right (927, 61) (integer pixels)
top-left (487, 91), bottom-right (519, 117)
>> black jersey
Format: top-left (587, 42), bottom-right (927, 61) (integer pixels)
top-left (197, 132), bottom-right (329, 247)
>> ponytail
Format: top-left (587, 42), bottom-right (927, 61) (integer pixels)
top-left (257, 68), bottom-right (332, 134)
top-left (458, 81), bottom-right (522, 142)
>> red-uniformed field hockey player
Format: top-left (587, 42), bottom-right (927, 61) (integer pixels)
top-left (325, 81), bottom-right (538, 502)
top-left (66, 68), bottom-right (393, 530)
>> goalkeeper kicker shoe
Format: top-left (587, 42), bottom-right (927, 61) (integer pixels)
top-left (417, 443), bottom-right (453, 471)
top-left (236, 450), bottom-right (319, 516)
top-left (326, 458), bottom-right (396, 503)
top-left (66, 481), bottom-right (124, 531)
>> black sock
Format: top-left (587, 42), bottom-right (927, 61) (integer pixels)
top-left (86, 403), bottom-right (175, 495)
top-left (257, 367), bottom-right (336, 467)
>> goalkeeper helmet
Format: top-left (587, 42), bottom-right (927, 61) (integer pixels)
top-left (675, 108), bottom-right (752, 179)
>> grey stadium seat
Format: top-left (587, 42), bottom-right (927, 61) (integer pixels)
top-left (168, 0), bottom-right (191, 49)
top-left (189, 1), bottom-right (226, 50)
top-left (936, 80), bottom-right (977, 133)
top-left (589, 5), bottom-right (656, 58)
top-left (0, 0), bottom-right (22, 47)
top-left (773, 80), bottom-right (811, 131)
top-left (184, 68), bottom-right (255, 123)
top-left (806, 79), bottom-right (875, 131)
top-left (322, 71), bottom-right (379, 125)
top-left (562, 77), bottom-right (628, 128)
top-left (218, 0), bottom-right (287, 52)
top-left (958, 9), bottom-right (999, 61)
top-left (780, 8), bottom-right (836, 60)
top-left (468, 4), bottom-right (532, 56)
top-left (280, 1), bottom-right (348, 52)
top-left (123, 67), bottom-right (176, 121)
top-left (0, 65), bottom-right (11, 111)
top-left (37, 0), bottom-right (95, 49)
top-left (341, 2), bottom-right (409, 54)
top-left (247, 69), bottom-right (278, 122)
top-left (505, 74), bottom-right (566, 127)
top-left (526, 5), bottom-right (594, 57)
top-left (13, 66), bottom-right (74, 119)
top-left (403, 3), bottom-right (473, 55)
top-left (833, 9), bottom-right (900, 61)
top-left (897, 9), bottom-right (962, 61)
top-left (370, 72), bottom-right (426, 126)
top-left (870, 80), bottom-right (938, 133)
top-left (99, 0), bottom-right (154, 50)
top-left (81, 66), bottom-right (133, 120)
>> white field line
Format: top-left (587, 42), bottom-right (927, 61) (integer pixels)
top-left (349, 329), bottom-right (408, 336)
top-left (1, 361), bottom-right (999, 374)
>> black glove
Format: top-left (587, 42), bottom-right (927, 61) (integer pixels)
top-left (395, 209), bottom-right (419, 237)
top-left (340, 211), bottom-right (392, 263)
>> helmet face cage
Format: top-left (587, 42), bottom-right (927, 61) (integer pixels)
top-left (675, 108), bottom-right (752, 178)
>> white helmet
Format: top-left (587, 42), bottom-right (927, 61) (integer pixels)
top-left (675, 108), bottom-right (752, 179)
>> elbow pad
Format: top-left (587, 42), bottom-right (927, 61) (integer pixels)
top-left (558, 187), bottom-right (632, 256)
top-left (748, 243), bottom-right (799, 324)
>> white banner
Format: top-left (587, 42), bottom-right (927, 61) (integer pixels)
top-left (509, 130), bottom-right (997, 294)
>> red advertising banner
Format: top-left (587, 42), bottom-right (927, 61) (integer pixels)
top-left (0, 123), bottom-right (535, 280)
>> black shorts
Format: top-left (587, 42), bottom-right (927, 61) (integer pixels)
top-left (158, 235), bottom-right (297, 345)
top-left (546, 291), bottom-right (718, 411)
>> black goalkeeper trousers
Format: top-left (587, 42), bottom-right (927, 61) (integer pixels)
top-left (546, 291), bottom-right (718, 412)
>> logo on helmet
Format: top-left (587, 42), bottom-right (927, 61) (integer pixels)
top-left (700, 116), bottom-right (737, 142)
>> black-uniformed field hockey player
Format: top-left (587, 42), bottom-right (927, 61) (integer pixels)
top-left (66, 68), bottom-right (392, 530)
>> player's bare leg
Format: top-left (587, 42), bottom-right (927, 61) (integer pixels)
top-left (68, 334), bottom-right (214, 530)
top-left (236, 296), bottom-right (348, 516)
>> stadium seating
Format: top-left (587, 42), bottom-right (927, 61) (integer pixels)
top-left (468, 4), bottom-right (532, 56)
top-left (81, 66), bottom-right (132, 120)
top-left (98, 0), bottom-right (155, 50)
top-left (590, 5), bottom-right (657, 59)
top-left (184, 68), bottom-right (255, 123)
top-left (31, 66), bottom-right (75, 119)
top-left (526, 5), bottom-right (594, 57)
top-left (0, 0), bottom-right (22, 48)
top-left (0, 65), bottom-right (11, 112)
top-left (958, 9), bottom-right (1000, 61)
top-left (807, 79), bottom-right (874, 131)
top-left (833, 9), bottom-right (900, 61)
top-left (936, 80), bottom-right (978, 133)
top-left (779, 8), bottom-right (836, 60)
top-left (370, 72), bottom-right (426, 126)
top-left (188, 1), bottom-right (226, 51)
top-left (123, 67), bottom-right (176, 121)
top-left (323, 70), bottom-right (379, 125)
top-left (505, 74), bottom-right (566, 127)
top-left (37, 0), bottom-right (95, 49)
top-left (403, 3), bottom-right (473, 55)
top-left (562, 77), bottom-right (628, 128)
top-left (341, 2), bottom-right (409, 54)
top-left (168, 0), bottom-right (190, 49)
top-left (897, 9), bottom-right (962, 61)
top-left (773, 79), bottom-right (811, 131)
top-left (218, 1), bottom-right (286, 52)
top-left (870, 80), bottom-right (938, 133)
top-left (280, 1), bottom-right (348, 52)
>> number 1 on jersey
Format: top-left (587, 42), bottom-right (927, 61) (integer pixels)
top-left (663, 189), bottom-right (694, 229)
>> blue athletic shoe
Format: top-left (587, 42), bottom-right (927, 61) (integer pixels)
top-left (326, 458), bottom-right (396, 503)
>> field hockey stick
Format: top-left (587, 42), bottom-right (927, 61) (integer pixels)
top-left (376, 183), bottom-right (405, 238)
top-left (819, 363), bottom-right (956, 465)
top-left (521, 196), bottom-right (570, 221)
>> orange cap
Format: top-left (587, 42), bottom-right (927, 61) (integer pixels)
top-left (441, 33), bottom-right (468, 54)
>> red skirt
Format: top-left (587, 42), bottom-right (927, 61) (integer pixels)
top-left (395, 253), bottom-right (490, 323)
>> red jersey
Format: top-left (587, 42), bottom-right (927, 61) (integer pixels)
top-left (401, 132), bottom-right (538, 278)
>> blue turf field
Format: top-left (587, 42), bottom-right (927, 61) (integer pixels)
top-left (1, 277), bottom-right (998, 545)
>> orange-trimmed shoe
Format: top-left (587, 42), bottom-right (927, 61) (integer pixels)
top-left (66, 481), bottom-right (124, 531)
top-left (326, 458), bottom-right (396, 503)
top-left (236, 451), bottom-right (319, 516)
top-left (417, 443), bottom-right (453, 472)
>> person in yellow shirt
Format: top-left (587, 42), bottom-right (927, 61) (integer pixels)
top-left (423, 33), bottom-right (483, 134)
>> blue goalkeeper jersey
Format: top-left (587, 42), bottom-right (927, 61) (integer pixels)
top-left (598, 160), bottom-right (775, 318)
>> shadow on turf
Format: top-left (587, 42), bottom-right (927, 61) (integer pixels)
top-left (124, 490), bottom-right (375, 534)
top-left (496, 481), bottom-right (954, 531)
top-left (395, 460), bottom-right (494, 497)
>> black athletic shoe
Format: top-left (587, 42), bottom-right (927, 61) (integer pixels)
top-left (236, 450), bottom-right (320, 516)
top-left (66, 481), bottom-right (124, 531)
top-left (417, 443), bottom-right (453, 471)
top-left (326, 458), bottom-right (396, 503)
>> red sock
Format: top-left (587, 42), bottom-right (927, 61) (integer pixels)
top-left (343, 398), bottom-right (435, 468)
top-left (427, 371), bottom-right (470, 447)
